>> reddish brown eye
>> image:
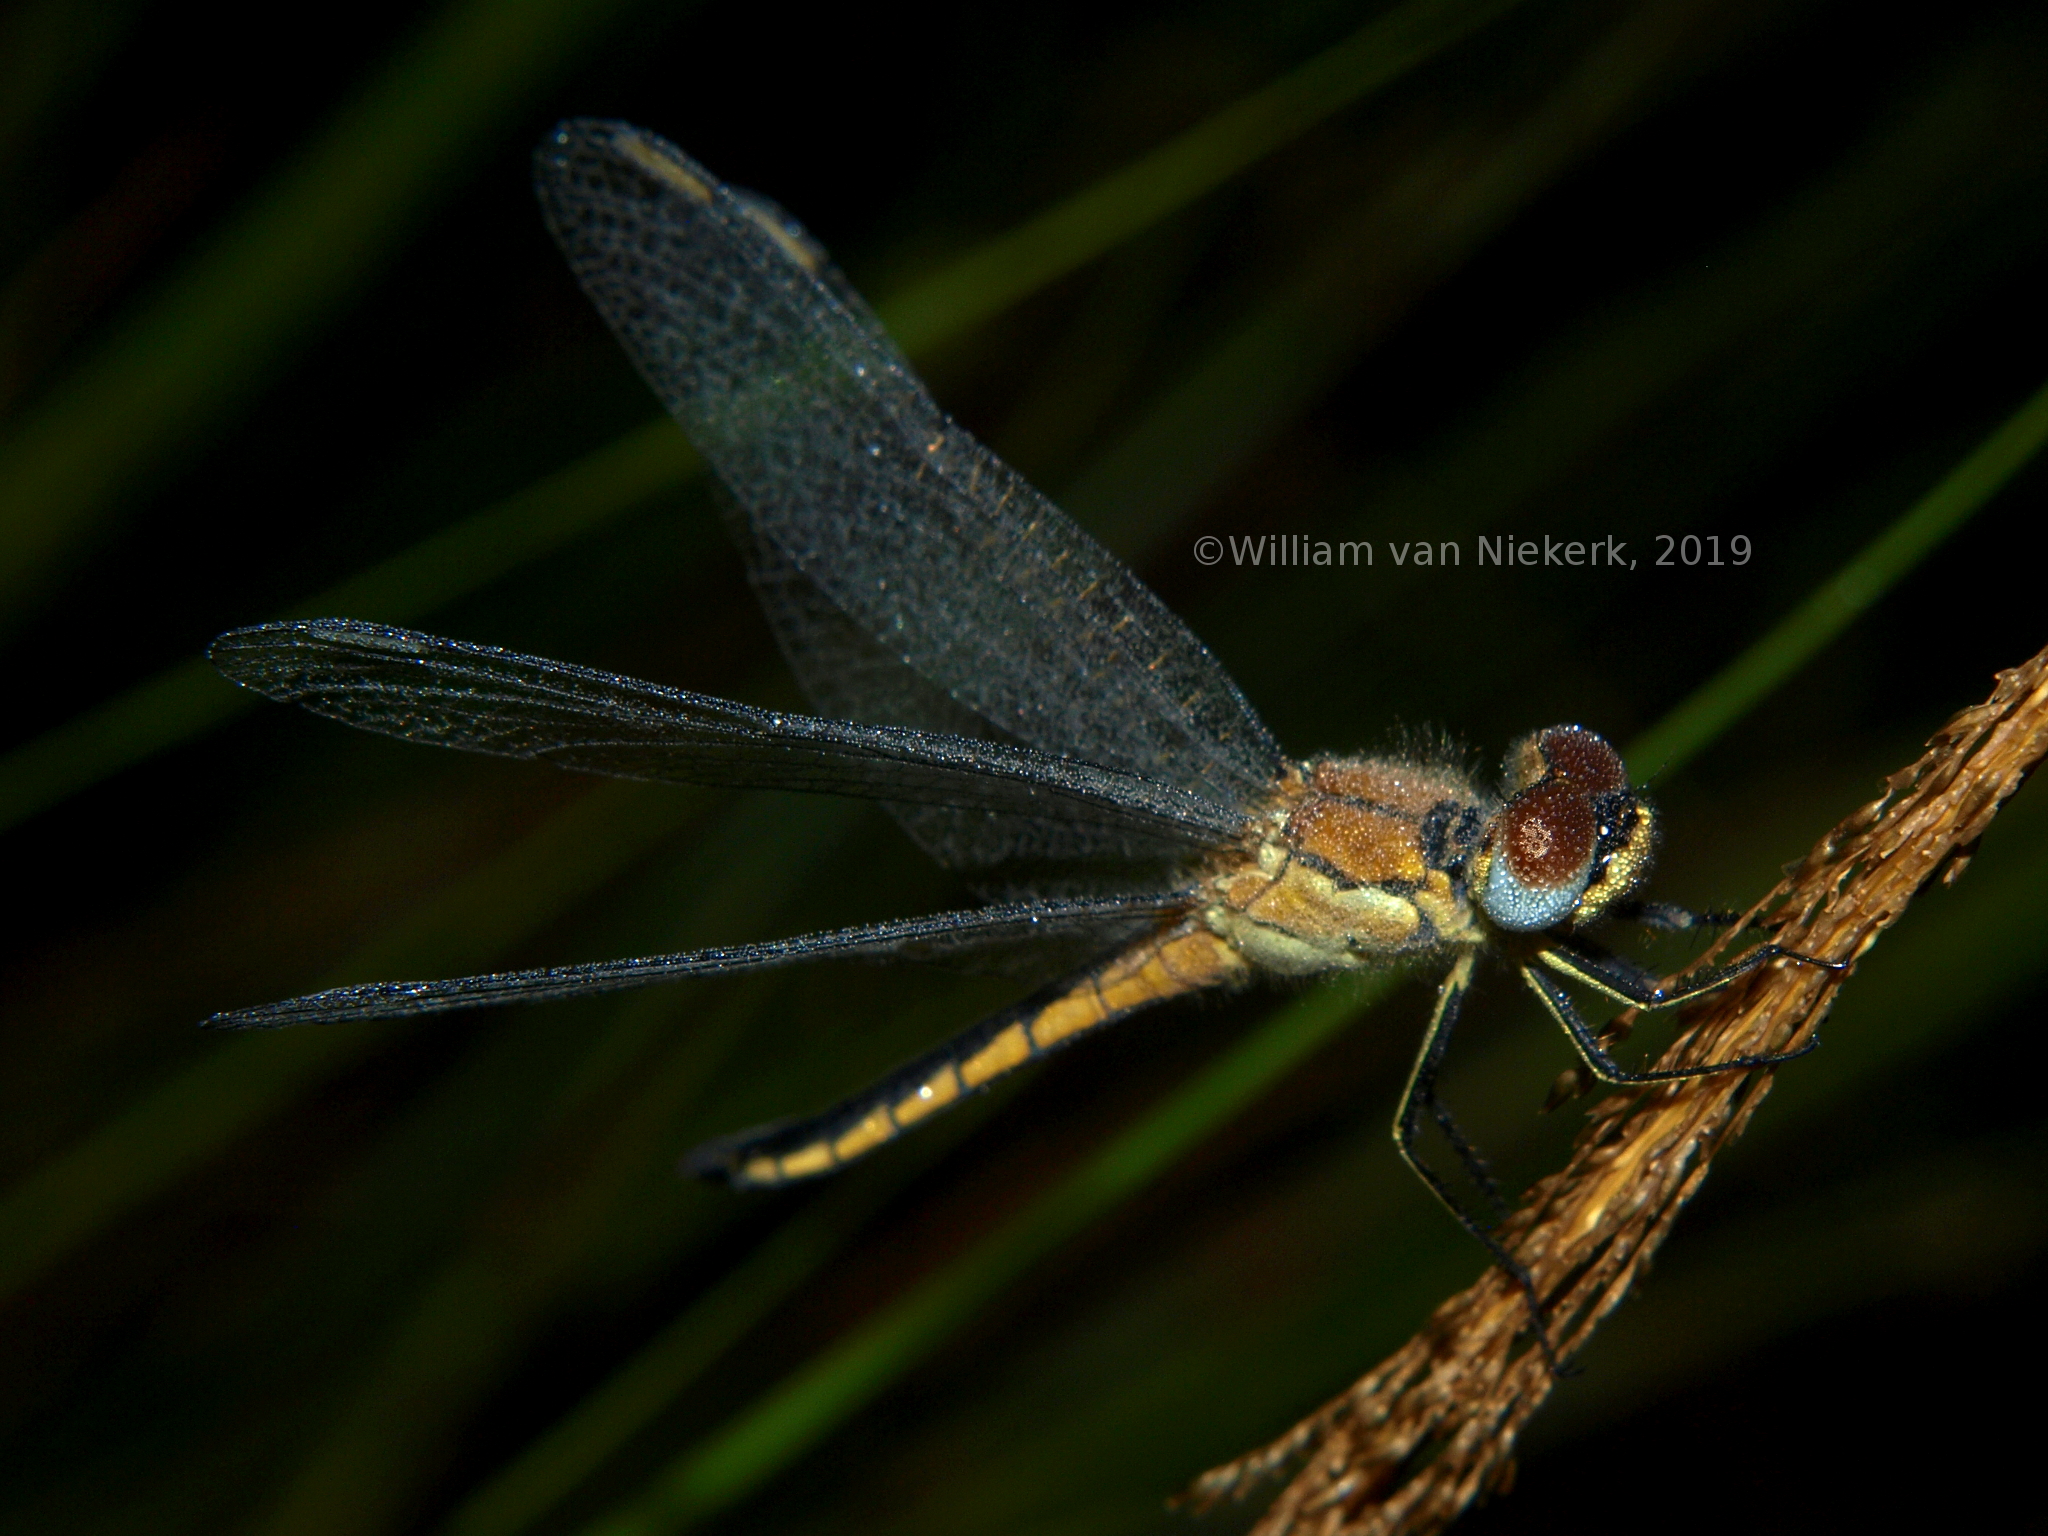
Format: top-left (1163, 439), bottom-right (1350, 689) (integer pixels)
top-left (1536, 726), bottom-right (1626, 792)
top-left (1479, 781), bottom-right (1601, 931)
top-left (1483, 726), bottom-right (1639, 930)
top-left (1503, 781), bottom-right (1597, 886)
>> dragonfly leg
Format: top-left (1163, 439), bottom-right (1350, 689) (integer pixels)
top-left (1428, 1092), bottom-right (1508, 1223)
top-left (1522, 947), bottom-right (1834, 1085)
top-left (1394, 950), bottom-right (1569, 1373)
top-left (1547, 928), bottom-right (1847, 1010)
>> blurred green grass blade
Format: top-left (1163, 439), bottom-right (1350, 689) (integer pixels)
top-left (240, 798), bottom-right (858, 1536)
top-left (0, 656), bottom-right (236, 833)
top-left (0, 420), bottom-right (695, 833)
top-left (0, 0), bottom-right (652, 620)
top-left (439, 1173), bottom-right (895, 1536)
top-left (1211, 42), bottom-right (2045, 689)
top-left (0, 0), bottom-right (141, 171)
top-left (306, 420), bottom-right (698, 617)
top-left (1073, 0), bottom-right (1694, 564)
top-left (878, 0), bottom-right (1526, 354)
top-left (0, 1024), bottom-right (372, 1303)
top-left (0, 0), bottom-right (1516, 835)
top-left (0, 780), bottom-right (698, 1300)
top-left (1627, 372), bottom-right (2048, 779)
top-left (579, 978), bottom-right (1388, 1536)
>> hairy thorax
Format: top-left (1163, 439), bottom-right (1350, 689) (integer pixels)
top-left (1203, 756), bottom-right (1490, 977)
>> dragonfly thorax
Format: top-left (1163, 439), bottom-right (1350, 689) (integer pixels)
top-left (1201, 756), bottom-right (1490, 977)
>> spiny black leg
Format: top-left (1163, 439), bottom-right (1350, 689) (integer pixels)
top-left (1545, 936), bottom-right (1662, 998)
top-left (1541, 937), bottom-right (1846, 1013)
top-left (1400, 1090), bottom-right (1569, 1375)
top-left (1428, 1094), bottom-right (1509, 1222)
top-left (1521, 962), bottom-right (1822, 1086)
top-left (1395, 952), bottom-right (1570, 1373)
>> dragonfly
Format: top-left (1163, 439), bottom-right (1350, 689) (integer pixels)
top-left (208, 120), bottom-right (1829, 1343)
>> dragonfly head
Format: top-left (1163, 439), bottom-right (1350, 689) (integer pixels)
top-left (1471, 725), bottom-right (1655, 933)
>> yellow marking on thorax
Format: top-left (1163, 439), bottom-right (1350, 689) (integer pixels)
top-left (1208, 857), bottom-right (1424, 972)
top-left (1411, 868), bottom-right (1481, 945)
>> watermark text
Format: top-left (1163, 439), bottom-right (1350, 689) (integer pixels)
top-left (1189, 533), bottom-right (1754, 571)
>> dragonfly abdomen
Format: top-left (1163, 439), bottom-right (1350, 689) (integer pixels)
top-left (689, 922), bottom-right (1248, 1189)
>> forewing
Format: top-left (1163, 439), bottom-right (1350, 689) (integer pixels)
top-left (668, 194), bottom-right (1148, 883)
top-left (721, 511), bottom-right (1213, 891)
top-left (205, 893), bottom-right (1194, 1028)
top-left (209, 619), bottom-right (1243, 846)
top-left (532, 120), bottom-right (1285, 811)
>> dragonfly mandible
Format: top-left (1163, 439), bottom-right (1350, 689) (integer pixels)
top-left (207, 121), bottom-right (1826, 1340)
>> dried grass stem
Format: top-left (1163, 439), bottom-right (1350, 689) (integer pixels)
top-left (1188, 642), bottom-right (2048, 1536)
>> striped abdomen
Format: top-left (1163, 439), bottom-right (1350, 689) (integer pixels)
top-left (689, 922), bottom-right (1248, 1188)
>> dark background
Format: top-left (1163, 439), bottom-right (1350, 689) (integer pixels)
top-left (2, 1), bottom-right (2045, 1533)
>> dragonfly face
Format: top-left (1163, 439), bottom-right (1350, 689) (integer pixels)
top-left (205, 122), bottom-right (1821, 1336)
top-left (1471, 725), bottom-right (1657, 932)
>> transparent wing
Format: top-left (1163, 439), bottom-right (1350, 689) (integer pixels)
top-left (717, 514), bottom-right (1215, 892)
top-left (533, 120), bottom-right (1285, 815)
top-left (204, 893), bottom-right (1195, 1029)
top-left (210, 620), bottom-right (1247, 848)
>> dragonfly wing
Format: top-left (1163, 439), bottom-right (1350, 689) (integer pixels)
top-left (534, 120), bottom-right (1285, 813)
top-left (679, 201), bottom-right (1142, 884)
top-left (204, 892), bottom-right (1195, 1028)
top-left (210, 619), bottom-right (1245, 847)
top-left (717, 509), bottom-right (1209, 891)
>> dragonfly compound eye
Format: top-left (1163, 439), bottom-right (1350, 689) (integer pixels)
top-left (1532, 724), bottom-right (1627, 790)
top-left (1479, 779), bottom-right (1598, 931)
